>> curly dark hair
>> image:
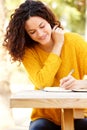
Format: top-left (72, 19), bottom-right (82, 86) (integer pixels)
top-left (3, 0), bottom-right (63, 62)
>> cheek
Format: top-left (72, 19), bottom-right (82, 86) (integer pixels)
top-left (46, 25), bottom-right (52, 34)
top-left (29, 34), bottom-right (37, 40)
top-left (47, 28), bottom-right (52, 37)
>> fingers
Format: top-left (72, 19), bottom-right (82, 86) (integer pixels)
top-left (53, 25), bottom-right (59, 30)
top-left (60, 75), bottom-right (75, 89)
top-left (52, 25), bottom-right (64, 34)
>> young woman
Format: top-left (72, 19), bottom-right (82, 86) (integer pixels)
top-left (3, 0), bottom-right (87, 130)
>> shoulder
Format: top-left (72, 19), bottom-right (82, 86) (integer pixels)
top-left (64, 32), bottom-right (87, 55)
top-left (64, 32), bottom-right (87, 46)
top-left (23, 46), bottom-right (38, 61)
top-left (64, 32), bottom-right (85, 41)
top-left (24, 46), bottom-right (38, 55)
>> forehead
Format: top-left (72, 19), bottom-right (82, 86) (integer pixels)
top-left (25, 16), bottom-right (46, 29)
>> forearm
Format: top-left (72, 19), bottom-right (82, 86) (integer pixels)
top-left (60, 75), bottom-right (87, 90)
top-left (32, 53), bottom-right (62, 88)
top-left (51, 42), bottom-right (63, 56)
top-left (23, 53), bottom-right (62, 89)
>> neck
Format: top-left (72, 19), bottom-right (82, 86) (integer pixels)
top-left (39, 41), bottom-right (54, 52)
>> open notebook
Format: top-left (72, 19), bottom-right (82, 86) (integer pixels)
top-left (44, 87), bottom-right (71, 92)
top-left (72, 89), bottom-right (87, 92)
top-left (43, 87), bottom-right (87, 92)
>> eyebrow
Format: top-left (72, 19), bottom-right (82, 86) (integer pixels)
top-left (28, 22), bottom-right (44, 32)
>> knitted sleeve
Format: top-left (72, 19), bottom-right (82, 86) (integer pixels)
top-left (22, 49), bottom-right (62, 89)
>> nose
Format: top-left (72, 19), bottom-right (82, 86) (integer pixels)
top-left (37, 29), bottom-right (43, 37)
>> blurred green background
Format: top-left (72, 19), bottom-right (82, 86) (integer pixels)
top-left (4, 0), bottom-right (87, 34)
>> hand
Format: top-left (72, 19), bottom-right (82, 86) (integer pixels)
top-left (60, 75), bottom-right (87, 90)
top-left (51, 25), bottom-right (64, 56)
top-left (51, 25), bottom-right (64, 45)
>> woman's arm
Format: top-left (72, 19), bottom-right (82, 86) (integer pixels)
top-left (60, 33), bottom-right (87, 90)
top-left (60, 75), bottom-right (87, 90)
top-left (22, 26), bottom-right (64, 89)
top-left (22, 50), bottom-right (62, 89)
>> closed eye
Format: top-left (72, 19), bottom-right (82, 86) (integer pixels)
top-left (28, 23), bottom-right (45, 35)
top-left (29, 30), bottom-right (36, 34)
top-left (40, 25), bottom-right (45, 28)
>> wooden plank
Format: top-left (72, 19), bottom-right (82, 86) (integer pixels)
top-left (10, 90), bottom-right (87, 130)
top-left (74, 109), bottom-right (84, 119)
top-left (61, 109), bottom-right (74, 130)
top-left (10, 98), bottom-right (87, 108)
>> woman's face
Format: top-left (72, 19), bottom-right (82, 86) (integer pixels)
top-left (25, 16), bottom-right (52, 45)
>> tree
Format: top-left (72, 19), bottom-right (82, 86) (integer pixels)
top-left (0, 0), bottom-right (6, 41)
top-left (43, 0), bottom-right (86, 35)
top-left (3, 0), bottom-right (86, 35)
top-left (0, 0), bottom-right (32, 91)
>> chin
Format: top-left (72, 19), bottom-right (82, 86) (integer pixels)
top-left (41, 41), bottom-right (50, 46)
top-left (43, 39), bottom-right (51, 45)
top-left (38, 37), bottom-right (51, 45)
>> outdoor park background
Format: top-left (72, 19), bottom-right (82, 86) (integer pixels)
top-left (0, 0), bottom-right (87, 130)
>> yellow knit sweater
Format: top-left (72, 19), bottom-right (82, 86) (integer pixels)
top-left (22, 32), bottom-right (87, 125)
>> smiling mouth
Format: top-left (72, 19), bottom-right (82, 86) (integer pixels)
top-left (39, 34), bottom-right (47, 40)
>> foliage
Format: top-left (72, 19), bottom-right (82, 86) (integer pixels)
top-left (4, 0), bottom-right (86, 35)
top-left (5, 0), bottom-right (25, 19)
top-left (43, 0), bottom-right (86, 35)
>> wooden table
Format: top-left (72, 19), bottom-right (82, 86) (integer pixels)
top-left (10, 90), bottom-right (87, 130)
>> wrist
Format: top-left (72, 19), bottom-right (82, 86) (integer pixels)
top-left (52, 43), bottom-right (63, 56)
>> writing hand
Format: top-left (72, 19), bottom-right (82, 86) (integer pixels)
top-left (60, 75), bottom-right (87, 90)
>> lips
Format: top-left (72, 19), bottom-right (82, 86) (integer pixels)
top-left (39, 34), bottom-right (47, 40)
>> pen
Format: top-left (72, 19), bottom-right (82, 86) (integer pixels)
top-left (59, 69), bottom-right (74, 87)
top-left (68, 69), bottom-right (74, 76)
